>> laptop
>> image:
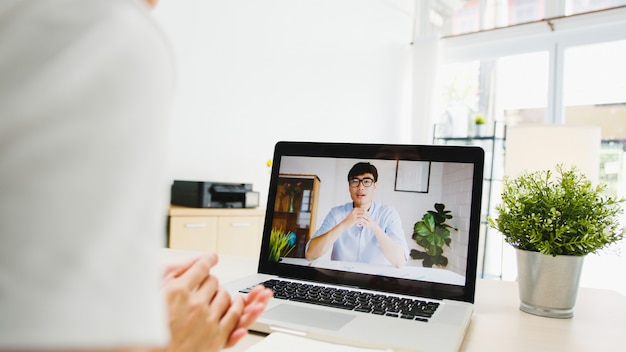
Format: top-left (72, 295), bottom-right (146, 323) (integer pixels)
top-left (225, 141), bottom-right (484, 352)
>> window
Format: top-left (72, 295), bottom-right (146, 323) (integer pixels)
top-left (566, 0), bottom-right (626, 15)
top-left (563, 39), bottom-right (626, 198)
top-left (423, 5), bottom-right (626, 294)
top-left (432, 0), bottom-right (626, 36)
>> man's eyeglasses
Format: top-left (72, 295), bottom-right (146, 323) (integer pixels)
top-left (349, 178), bottom-right (374, 188)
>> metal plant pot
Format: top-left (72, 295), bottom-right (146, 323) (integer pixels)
top-left (515, 249), bottom-right (585, 319)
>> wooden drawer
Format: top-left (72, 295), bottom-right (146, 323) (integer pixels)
top-left (217, 216), bottom-right (263, 257)
top-left (168, 216), bottom-right (218, 252)
top-left (168, 206), bottom-right (265, 257)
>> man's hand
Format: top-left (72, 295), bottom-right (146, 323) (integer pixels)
top-left (346, 207), bottom-right (369, 228)
top-left (347, 208), bottom-right (380, 231)
top-left (346, 209), bottom-right (407, 268)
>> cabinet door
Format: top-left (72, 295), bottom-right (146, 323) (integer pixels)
top-left (217, 216), bottom-right (263, 257)
top-left (169, 216), bottom-right (218, 252)
top-left (274, 174), bottom-right (320, 258)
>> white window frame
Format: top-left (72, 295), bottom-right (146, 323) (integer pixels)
top-left (417, 6), bottom-right (626, 282)
top-left (438, 7), bottom-right (626, 125)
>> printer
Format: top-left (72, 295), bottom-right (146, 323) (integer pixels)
top-left (171, 180), bottom-right (259, 208)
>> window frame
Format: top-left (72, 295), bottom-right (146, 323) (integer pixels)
top-left (438, 7), bottom-right (626, 125)
top-left (417, 6), bottom-right (626, 281)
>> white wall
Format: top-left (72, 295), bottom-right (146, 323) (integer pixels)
top-left (153, 0), bottom-right (415, 203)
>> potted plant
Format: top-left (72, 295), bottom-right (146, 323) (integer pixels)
top-left (472, 114), bottom-right (487, 137)
top-left (473, 114), bottom-right (486, 125)
top-left (268, 228), bottom-right (296, 262)
top-left (410, 203), bottom-right (457, 268)
top-left (283, 182), bottom-right (302, 213)
top-left (473, 114), bottom-right (486, 137)
top-left (489, 165), bottom-right (624, 318)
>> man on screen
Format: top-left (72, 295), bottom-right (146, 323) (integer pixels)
top-left (305, 162), bottom-right (409, 267)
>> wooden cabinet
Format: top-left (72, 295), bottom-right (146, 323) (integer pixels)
top-left (168, 206), bottom-right (264, 257)
top-left (169, 215), bottom-right (219, 252)
top-left (271, 174), bottom-right (321, 258)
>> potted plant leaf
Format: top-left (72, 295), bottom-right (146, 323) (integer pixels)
top-left (269, 228), bottom-right (296, 262)
top-left (488, 164), bottom-right (624, 318)
top-left (410, 203), bottom-right (457, 268)
top-left (473, 114), bottom-right (486, 137)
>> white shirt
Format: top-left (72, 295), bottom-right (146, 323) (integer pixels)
top-left (0, 0), bottom-right (174, 348)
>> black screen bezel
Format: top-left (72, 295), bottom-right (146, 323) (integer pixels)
top-left (257, 141), bottom-right (484, 303)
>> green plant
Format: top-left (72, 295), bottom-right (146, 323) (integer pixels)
top-left (410, 203), bottom-right (457, 267)
top-left (269, 228), bottom-right (296, 262)
top-left (488, 165), bottom-right (625, 256)
top-left (473, 114), bottom-right (486, 125)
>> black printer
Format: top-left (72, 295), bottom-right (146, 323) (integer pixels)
top-left (171, 180), bottom-right (259, 208)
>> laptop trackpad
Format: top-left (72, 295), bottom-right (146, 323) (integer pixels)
top-left (263, 304), bottom-right (355, 331)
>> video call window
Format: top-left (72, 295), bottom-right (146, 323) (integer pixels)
top-left (268, 156), bottom-right (475, 287)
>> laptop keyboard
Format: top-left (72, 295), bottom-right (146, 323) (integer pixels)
top-left (241, 279), bottom-right (439, 322)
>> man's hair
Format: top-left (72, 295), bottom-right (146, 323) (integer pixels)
top-left (347, 162), bottom-right (378, 182)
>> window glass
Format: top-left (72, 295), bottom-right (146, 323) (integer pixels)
top-left (437, 52), bottom-right (549, 134)
top-left (439, 0), bottom-right (546, 36)
top-left (437, 61), bottom-right (481, 138)
top-left (434, 3), bottom-right (626, 293)
top-left (561, 38), bottom-right (626, 296)
top-left (447, 1), bottom-right (480, 35)
top-left (436, 51), bottom-right (550, 280)
top-left (563, 39), bottom-right (626, 199)
top-left (434, 0), bottom-right (626, 36)
top-left (498, 52), bottom-right (549, 126)
top-left (498, 0), bottom-right (545, 27)
top-left (565, 0), bottom-right (626, 15)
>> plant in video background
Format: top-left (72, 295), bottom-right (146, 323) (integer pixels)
top-left (269, 228), bottom-right (296, 262)
top-left (284, 182), bottom-right (302, 198)
top-left (411, 203), bottom-right (457, 268)
top-left (283, 181), bottom-right (303, 213)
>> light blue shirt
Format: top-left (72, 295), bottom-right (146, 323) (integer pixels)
top-left (308, 202), bottom-right (409, 265)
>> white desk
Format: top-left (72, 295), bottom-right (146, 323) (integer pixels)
top-left (160, 249), bottom-right (626, 352)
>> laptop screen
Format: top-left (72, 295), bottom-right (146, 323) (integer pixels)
top-left (258, 142), bottom-right (484, 303)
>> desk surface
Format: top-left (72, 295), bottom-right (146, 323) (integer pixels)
top-left (160, 249), bottom-right (626, 352)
